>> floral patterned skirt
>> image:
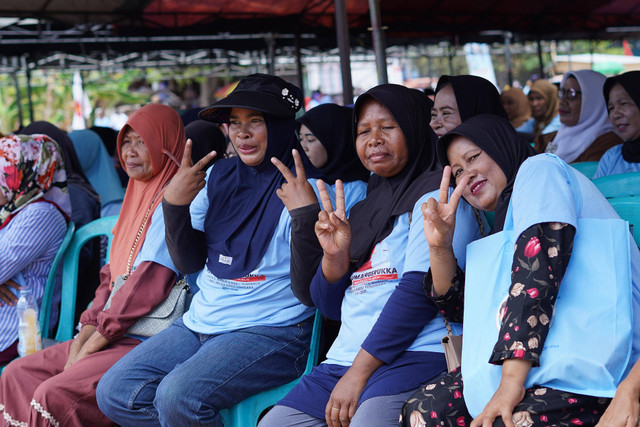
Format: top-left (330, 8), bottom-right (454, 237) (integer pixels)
top-left (399, 369), bottom-right (610, 427)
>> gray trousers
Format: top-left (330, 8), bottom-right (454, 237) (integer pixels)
top-left (258, 390), bottom-right (414, 427)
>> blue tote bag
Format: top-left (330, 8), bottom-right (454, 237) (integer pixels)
top-left (461, 160), bottom-right (633, 417)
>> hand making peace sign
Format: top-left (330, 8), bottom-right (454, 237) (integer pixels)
top-left (271, 149), bottom-right (319, 211)
top-left (163, 139), bottom-right (217, 206)
top-left (422, 166), bottom-right (470, 250)
top-left (314, 179), bottom-right (350, 259)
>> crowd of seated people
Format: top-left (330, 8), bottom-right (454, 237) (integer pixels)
top-left (0, 70), bottom-right (638, 427)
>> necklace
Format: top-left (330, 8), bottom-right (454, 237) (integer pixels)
top-left (124, 201), bottom-right (154, 279)
top-left (123, 186), bottom-right (166, 279)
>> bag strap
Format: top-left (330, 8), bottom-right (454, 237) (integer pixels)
top-left (442, 314), bottom-right (454, 336)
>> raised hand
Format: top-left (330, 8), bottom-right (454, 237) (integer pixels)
top-left (315, 179), bottom-right (350, 257)
top-left (422, 166), bottom-right (469, 250)
top-left (272, 149), bottom-right (318, 211)
top-left (163, 139), bottom-right (216, 206)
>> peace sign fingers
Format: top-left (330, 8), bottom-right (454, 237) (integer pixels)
top-left (271, 155), bottom-right (296, 183)
top-left (316, 179), bottom-right (334, 214)
top-left (273, 149), bottom-right (320, 211)
top-left (181, 139), bottom-right (195, 168)
top-left (438, 166), bottom-right (453, 204)
top-left (448, 169), bottom-right (470, 212)
top-left (292, 149), bottom-right (307, 181)
top-left (191, 150), bottom-right (217, 173)
top-left (163, 139), bottom-right (212, 206)
top-left (333, 179), bottom-right (346, 221)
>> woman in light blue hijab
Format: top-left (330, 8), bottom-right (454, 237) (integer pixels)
top-left (69, 129), bottom-right (124, 217)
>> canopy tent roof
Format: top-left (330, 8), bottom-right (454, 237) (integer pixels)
top-left (0, 0), bottom-right (639, 58)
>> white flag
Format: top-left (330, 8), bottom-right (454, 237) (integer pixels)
top-left (72, 71), bottom-right (92, 130)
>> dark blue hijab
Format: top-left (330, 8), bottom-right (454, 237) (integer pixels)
top-left (203, 114), bottom-right (296, 279)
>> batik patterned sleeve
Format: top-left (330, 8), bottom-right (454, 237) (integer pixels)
top-left (490, 222), bottom-right (575, 366)
top-left (423, 266), bottom-right (466, 323)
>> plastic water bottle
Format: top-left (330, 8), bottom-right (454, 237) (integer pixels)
top-left (16, 287), bottom-right (42, 357)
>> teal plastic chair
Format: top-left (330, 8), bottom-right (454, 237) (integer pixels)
top-left (40, 221), bottom-right (75, 338)
top-left (54, 216), bottom-right (118, 342)
top-left (609, 196), bottom-right (640, 247)
top-left (570, 161), bottom-right (599, 179)
top-left (593, 172), bottom-right (640, 199)
top-left (219, 309), bottom-right (323, 427)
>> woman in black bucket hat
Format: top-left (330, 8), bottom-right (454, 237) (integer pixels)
top-left (97, 74), bottom-right (325, 426)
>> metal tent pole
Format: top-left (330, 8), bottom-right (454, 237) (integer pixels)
top-left (368, 0), bottom-right (388, 84)
top-left (334, 0), bottom-right (354, 105)
top-left (22, 56), bottom-right (34, 123)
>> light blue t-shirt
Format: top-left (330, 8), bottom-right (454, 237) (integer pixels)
top-left (512, 154), bottom-right (640, 360)
top-left (184, 165), bottom-right (322, 335)
top-left (593, 144), bottom-right (640, 179)
top-left (516, 118), bottom-right (535, 134)
top-left (133, 204), bottom-right (178, 274)
top-left (541, 114), bottom-right (562, 135)
top-left (324, 189), bottom-right (481, 367)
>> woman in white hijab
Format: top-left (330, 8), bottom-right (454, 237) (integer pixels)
top-left (534, 69), bottom-right (622, 163)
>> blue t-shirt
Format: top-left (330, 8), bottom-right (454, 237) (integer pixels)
top-left (184, 166), bottom-right (320, 334)
top-left (593, 144), bottom-right (640, 179)
top-left (324, 189), bottom-right (480, 367)
top-left (512, 154), bottom-right (640, 360)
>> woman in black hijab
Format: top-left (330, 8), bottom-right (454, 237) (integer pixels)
top-left (594, 70), bottom-right (640, 178)
top-left (402, 114), bottom-right (639, 427)
top-left (297, 104), bottom-right (369, 184)
top-left (430, 75), bottom-right (508, 138)
top-left (259, 84), bottom-right (482, 427)
top-left (184, 119), bottom-right (228, 171)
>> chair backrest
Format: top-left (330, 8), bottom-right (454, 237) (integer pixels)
top-left (608, 196), bottom-right (640, 247)
top-left (570, 161), bottom-right (599, 179)
top-left (40, 221), bottom-right (75, 338)
top-left (592, 172), bottom-right (640, 199)
top-left (55, 216), bottom-right (118, 342)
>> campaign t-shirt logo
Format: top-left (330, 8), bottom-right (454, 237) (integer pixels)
top-left (350, 243), bottom-right (398, 288)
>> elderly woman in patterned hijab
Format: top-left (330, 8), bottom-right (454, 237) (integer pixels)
top-left (0, 134), bottom-right (70, 363)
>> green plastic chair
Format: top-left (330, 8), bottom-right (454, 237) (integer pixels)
top-left (54, 216), bottom-right (118, 342)
top-left (570, 161), bottom-right (599, 179)
top-left (219, 309), bottom-right (323, 427)
top-left (609, 197), bottom-right (640, 247)
top-left (40, 221), bottom-right (75, 338)
top-left (593, 172), bottom-right (640, 199)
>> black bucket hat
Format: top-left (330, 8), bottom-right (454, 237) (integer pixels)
top-left (199, 73), bottom-right (302, 123)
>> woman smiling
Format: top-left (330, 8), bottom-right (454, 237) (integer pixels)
top-left (594, 70), bottom-right (640, 178)
top-left (401, 114), bottom-right (640, 427)
top-left (260, 84), bottom-right (481, 427)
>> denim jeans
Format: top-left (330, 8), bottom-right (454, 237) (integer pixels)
top-left (97, 317), bottom-right (312, 427)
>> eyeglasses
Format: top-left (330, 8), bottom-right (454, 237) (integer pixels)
top-left (558, 88), bottom-right (582, 101)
